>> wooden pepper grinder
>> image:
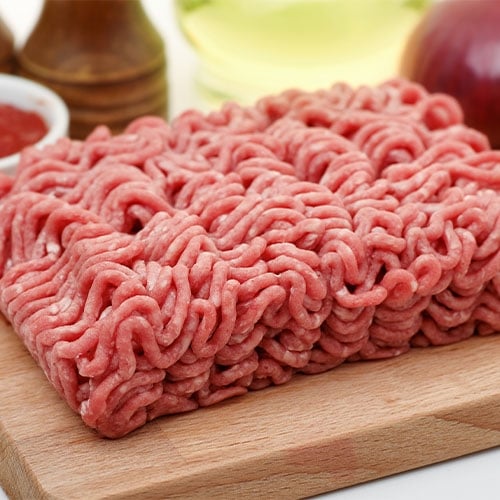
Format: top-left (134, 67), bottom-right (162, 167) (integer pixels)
top-left (0, 13), bottom-right (15, 73)
top-left (17, 0), bottom-right (168, 138)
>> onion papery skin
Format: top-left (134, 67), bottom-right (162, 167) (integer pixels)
top-left (400, 0), bottom-right (500, 148)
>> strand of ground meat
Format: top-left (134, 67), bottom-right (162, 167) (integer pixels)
top-left (0, 79), bottom-right (499, 438)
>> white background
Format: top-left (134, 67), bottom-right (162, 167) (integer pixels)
top-left (0, 1), bottom-right (498, 499)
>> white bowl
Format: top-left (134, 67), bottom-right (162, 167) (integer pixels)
top-left (0, 74), bottom-right (69, 176)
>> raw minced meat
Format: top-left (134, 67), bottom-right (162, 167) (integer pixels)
top-left (0, 79), bottom-right (499, 438)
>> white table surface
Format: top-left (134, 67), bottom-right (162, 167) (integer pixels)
top-left (0, 1), bottom-right (498, 499)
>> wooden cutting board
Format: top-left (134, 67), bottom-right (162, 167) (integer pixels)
top-left (1, 314), bottom-right (499, 500)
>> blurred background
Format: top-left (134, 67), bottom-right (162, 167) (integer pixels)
top-left (2, 0), bottom-right (500, 148)
top-left (0, 0), bottom-right (430, 139)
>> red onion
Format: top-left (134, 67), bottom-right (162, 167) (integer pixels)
top-left (400, 0), bottom-right (500, 148)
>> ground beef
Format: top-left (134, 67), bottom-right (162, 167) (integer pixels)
top-left (0, 79), bottom-right (499, 438)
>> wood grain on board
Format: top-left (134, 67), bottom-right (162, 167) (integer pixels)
top-left (1, 315), bottom-right (499, 499)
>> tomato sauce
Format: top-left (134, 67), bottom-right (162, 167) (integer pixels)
top-left (0, 103), bottom-right (48, 158)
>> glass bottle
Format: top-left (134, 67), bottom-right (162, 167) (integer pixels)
top-left (175, 0), bottom-right (430, 108)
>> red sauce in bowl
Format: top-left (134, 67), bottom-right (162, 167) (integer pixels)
top-left (0, 103), bottom-right (48, 158)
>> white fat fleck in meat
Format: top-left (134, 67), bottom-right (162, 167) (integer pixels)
top-left (46, 242), bottom-right (61, 255)
top-left (98, 306), bottom-right (112, 320)
top-left (47, 296), bottom-right (73, 315)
